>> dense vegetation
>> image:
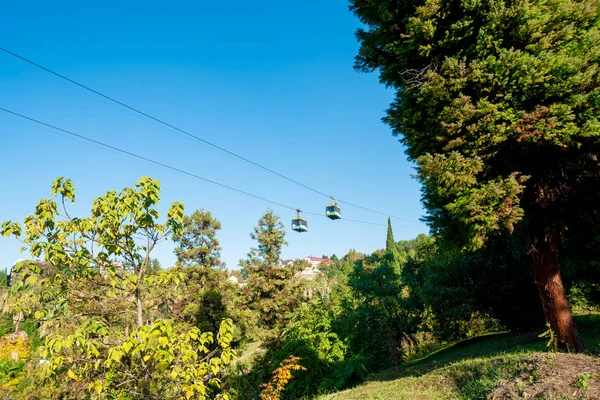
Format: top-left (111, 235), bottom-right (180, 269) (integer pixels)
top-left (349, 0), bottom-right (600, 351)
top-left (0, 0), bottom-right (598, 398)
top-left (0, 172), bottom-right (598, 399)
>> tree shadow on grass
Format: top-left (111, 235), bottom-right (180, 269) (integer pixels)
top-left (368, 313), bottom-right (600, 386)
top-left (372, 331), bottom-right (542, 383)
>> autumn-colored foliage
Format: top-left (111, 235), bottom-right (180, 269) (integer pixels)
top-left (259, 355), bottom-right (306, 400)
top-left (0, 333), bottom-right (30, 361)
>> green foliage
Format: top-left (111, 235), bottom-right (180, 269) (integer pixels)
top-left (0, 315), bottom-right (13, 337)
top-left (0, 177), bottom-right (239, 399)
top-left (351, 0), bottom-right (600, 350)
top-left (147, 258), bottom-right (162, 275)
top-left (173, 209), bottom-right (224, 269)
top-left (317, 313), bottom-right (600, 400)
top-left (0, 359), bottom-right (25, 381)
top-left (0, 261), bottom-right (43, 334)
top-left (267, 302), bottom-right (347, 398)
top-left (233, 299), bottom-right (365, 400)
top-left (560, 217), bottom-right (600, 310)
top-left (195, 290), bottom-right (230, 336)
top-left (0, 271), bottom-right (9, 288)
top-left (17, 322), bottom-right (40, 350)
top-left (386, 218), bottom-right (395, 253)
top-left (240, 210), bottom-right (304, 337)
top-left (345, 252), bottom-right (410, 369)
top-left (343, 249), bottom-right (364, 264)
top-left (172, 266), bottom-right (229, 334)
top-left (573, 373), bottom-right (599, 389)
top-left (40, 318), bottom-right (235, 399)
top-left (240, 209), bottom-right (287, 271)
top-left (416, 153), bottom-right (526, 250)
top-left (538, 323), bottom-right (559, 353)
top-left (351, 0), bottom-right (600, 241)
top-left (404, 232), bottom-right (545, 339)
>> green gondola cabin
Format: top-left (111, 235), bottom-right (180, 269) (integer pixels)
top-left (326, 196), bottom-right (341, 220)
top-left (292, 208), bottom-right (308, 232)
top-left (326, 203), bottom-right (341, 220)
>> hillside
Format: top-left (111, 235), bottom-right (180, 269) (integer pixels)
top-left (319, 314), bottom-right (600, 400)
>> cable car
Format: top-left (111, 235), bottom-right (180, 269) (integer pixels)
top-left (326, 196), bottom-right (341, 220)
top-left (292, 208), bottom-right (308, 232)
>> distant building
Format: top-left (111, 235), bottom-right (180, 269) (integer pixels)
top-left (283, 256), bottom-right (334, 269)
top-left (298, 265), bottom-right (321, 281)
top-left (282, 256), bottom-right (334, 282)
top-left (302, 256), bottom-right (334, 268)
top-left (227, 274), bottom-right (246, 287)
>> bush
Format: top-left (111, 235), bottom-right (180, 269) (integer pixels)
top-left (405, 231), bottom-right (545, 340)
top-left (233, 300), bottom-right (348, 399)
top-left (0, 315), bottom-right (13, 337)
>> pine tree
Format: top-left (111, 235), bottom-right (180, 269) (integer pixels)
top-left (172, 209), bottom-right (224, 269)
top-left (240, 210), bottom-right (303, 336)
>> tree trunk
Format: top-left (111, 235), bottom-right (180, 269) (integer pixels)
top-left (136, 288), bottom-right (143, 328)
top-left (532, 228), bottom-right (585, 352)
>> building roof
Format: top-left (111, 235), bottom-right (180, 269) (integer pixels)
top-left (305, 256), bottom-right (334, 263)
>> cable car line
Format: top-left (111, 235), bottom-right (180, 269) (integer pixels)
top-left (0, 46), bottom-right (418, 224)
top-left (0, 107), bottom-right (295, 212)
top-left (336, 199), bottom-right (418, 223)
top-left (0, 107), bottom-right (385, 227)
top-left (0, 47), bottom-right (330, 199)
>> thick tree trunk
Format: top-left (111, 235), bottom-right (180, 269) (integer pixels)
top-left (532, 229), bottom-right (585, 352)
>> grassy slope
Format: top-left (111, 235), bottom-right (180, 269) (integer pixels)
top-left (319, 313), bottom-right (600, 400)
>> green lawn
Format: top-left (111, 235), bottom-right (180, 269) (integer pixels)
top-left (319, 313), bottom-right (600, 400)
top-left (237, 340), bottom-right (263, 365)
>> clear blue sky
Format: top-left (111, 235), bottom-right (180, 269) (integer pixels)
top-left (0, 0), bottom-right (427, 271)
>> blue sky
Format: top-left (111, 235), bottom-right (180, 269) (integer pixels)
top-left (0, 0), bottom-right (428, 271)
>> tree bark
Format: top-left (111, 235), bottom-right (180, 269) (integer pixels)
top-left (532, 228), bottom-right (585, 352)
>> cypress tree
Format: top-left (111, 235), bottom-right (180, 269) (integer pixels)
top-left (0, 270), bottom-right (6, 287)
top-left (386, 217), bottom-right (396, 253)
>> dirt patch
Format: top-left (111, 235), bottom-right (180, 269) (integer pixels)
top-left (490, 353), bottom-right (600, 399)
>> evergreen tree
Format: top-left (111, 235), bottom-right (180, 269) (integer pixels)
top-left (146, 258), bottom-right (162, 275)
top-left (386, 217), bottom-right (396, 253)
top-left (240, 210), bottom-right (303, 336)
top-left (350, 0), bottom-right (599, 351)
top-left (172, 209), bottom-right (224, 269)
top-left (0, 270), bottom-right (8, 288)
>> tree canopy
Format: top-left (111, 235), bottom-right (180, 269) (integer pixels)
top-left (240, 210), bottom-right (303, 337)
top-left (350, 0), bottom-right (599, 350)
top-left (173, 209), bottom-right (224, 269)
top-left (1, 177), bottom-right (235, 399)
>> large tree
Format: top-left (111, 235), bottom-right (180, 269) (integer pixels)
top-left (173, 209), bottom-right (224, 269)
top-left (350, 0), bottom-right (599, 350)
top-left (1, 177), bottom-right (235, 399)
top-left (240, 210), bottom-right (303, 337)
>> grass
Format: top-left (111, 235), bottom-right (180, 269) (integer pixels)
top-left (237, 340), bottom-right (263, 365)
top-left (318, 313), bottom-right (600, 400)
